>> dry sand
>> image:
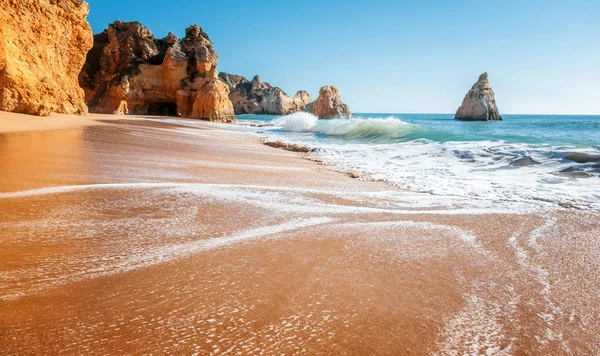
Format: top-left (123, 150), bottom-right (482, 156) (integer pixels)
top-left (0, 110), bottom-right (127, 133)
top-left (0, 115), bottom-right (599, 355)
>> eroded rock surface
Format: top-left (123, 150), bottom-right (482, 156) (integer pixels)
top-left (0, 0), bottom-right (93, 116)
top-left (219, 73), bottom-right (312, 115)
top-left (455, 72), bottom-right (502, 121)
top-left (79, 21), bottom-right (235, 122)
top-left (311, 86), bottom-right (352, 119)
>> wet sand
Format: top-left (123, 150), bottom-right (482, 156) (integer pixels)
top-left (0, 116), bottom-right (599, 355)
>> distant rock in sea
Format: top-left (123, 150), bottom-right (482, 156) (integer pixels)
top-left (219, 72), bottom-right (312, 115)
top-left (79, 22), bottom-right (235, 123)
top-left (311, 86), bottom-right (352, 119)
top-left (455, 73), bottom-right (502, 121)
top-left (0, 0), bottom-right (93, 116)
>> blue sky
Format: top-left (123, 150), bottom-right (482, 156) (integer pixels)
top-left (86, 0), bottom-right (600, 114)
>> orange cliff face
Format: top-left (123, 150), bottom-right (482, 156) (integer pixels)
top-left (0, 0), bottom-right (93, 116)
top-left (79, 22), bottom-right (236, 123)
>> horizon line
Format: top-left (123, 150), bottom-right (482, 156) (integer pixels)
top-left (352, 112), bottom-right (600, 116)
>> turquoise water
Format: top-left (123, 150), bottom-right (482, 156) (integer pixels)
top-left (240, 113), bottom-right (600, 147)
top-left (236, 112), bottom-right (600, 211)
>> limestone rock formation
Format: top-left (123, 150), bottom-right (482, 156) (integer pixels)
top-left (218, 72), bottom-right (247, 92)
top-left (0, 0), bottom-right (93, 116)
top-left (189, 79), bottom-right (235, 123)
top-left (79, 21), bottom-right (235, 122)
top-left (311, 86), bottom-right (352, 119)
top-left (219, 72), bottom-right (312, 115)
top-left (455, 73), bottom-right (502, 121)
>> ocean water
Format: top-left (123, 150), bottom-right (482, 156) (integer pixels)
top-left (236, 113), bottom-right (600, 211)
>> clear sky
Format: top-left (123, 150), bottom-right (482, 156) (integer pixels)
top-left (86, 0), bottom-right (600, 114)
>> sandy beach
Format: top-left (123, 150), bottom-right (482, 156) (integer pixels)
top-left (1, 112), bottom-right (599, 355)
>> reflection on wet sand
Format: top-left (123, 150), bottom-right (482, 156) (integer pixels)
top-left (1, 119), bottom-right (599, 355)
top-left (0, 129), bottom-right (88, 192)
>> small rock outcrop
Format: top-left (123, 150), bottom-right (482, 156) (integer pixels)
top-left (311, 86), bottom-right (352, 119)
top-left (455, 73), bottom-right (502, 121)
top-left (510, 156), bottom-right (540, 167)
top-left (219, 72), bottom-right (312, 115)
top-left (0, 0), bottom-right (93, 116)
top-left (565, 153), bottom-right (600, 164)
top-left (79, 21), bottom-right (235, 122)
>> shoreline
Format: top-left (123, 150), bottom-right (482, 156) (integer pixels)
top-left (1, 115), bottom-right (599, 354)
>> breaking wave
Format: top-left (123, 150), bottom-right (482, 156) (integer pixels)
top-left (271, 112), bottom-right (432, 142)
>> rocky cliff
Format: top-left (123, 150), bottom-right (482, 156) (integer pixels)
top-left (219, 72), bottom-right (247, 93)
top-left (0, 0), bottom-right (93, 116)
top-left (79, 22), bottom-right (235, 122)
top-left (311, 86), bottom-right (352, 119)
top-left (219, 73), bottom-right (312, 115)
top-left (455, 72), bottom-right (502, 121)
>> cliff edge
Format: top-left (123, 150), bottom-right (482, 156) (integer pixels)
top-left (0, 0), bottom-right (93, 116)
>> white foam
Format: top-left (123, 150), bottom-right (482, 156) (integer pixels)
top-left (0, 217), bottom-right (332, 301)
top-left (0, 183), bottom-right (180, 199)
top-left (507, 222), bottom-right (571, 352)
top-left (271, 112), bottom-right (319, 132)
top-left (435, 294), bottom-right (513, 355)
top-left (0, 182), bottom-right (554, 215)
top-left (265, 138), bottom-right (599, 211)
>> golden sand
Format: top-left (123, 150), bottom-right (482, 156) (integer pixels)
top-left (0, 110), bottom-right (128, 133)
top-left (0, 116), bottom-right (599, 355)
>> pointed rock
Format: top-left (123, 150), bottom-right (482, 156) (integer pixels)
top-left (455, 73), bottom-right (502, 121)
top-left (311, 86), bottom-right (352, 119)
top-left (164, 32), bottom-right (179, 45)
top-left (251, 75), bottom-right (262, 91)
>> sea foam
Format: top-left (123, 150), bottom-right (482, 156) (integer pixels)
top-left (271, 112), bottom-right (319, 132)
top-left (254, 113), bottom-right (600, 211)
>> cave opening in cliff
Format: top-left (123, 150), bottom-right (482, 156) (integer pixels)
top-left (147, 102), bottom-right (179, 117)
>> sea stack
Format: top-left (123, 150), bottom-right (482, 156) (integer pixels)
top-left (311, 86), bottom-right (352, 119)
top-left (79, 22), bottom-right (235, 123)
top-left (455, 72), bottom-right (502, 121)
top-left (219, 72), bottom-right (312, 115)
top-left (0, 0), bottom-right (93, 116)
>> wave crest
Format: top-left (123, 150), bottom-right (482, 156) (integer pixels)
top-left (271, 112), bottom-right (318, 132)
top-left (271, 113), bottom-right (426, 142)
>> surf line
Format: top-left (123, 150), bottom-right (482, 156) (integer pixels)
top-left (0, 217), bottom-right (333, 301)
